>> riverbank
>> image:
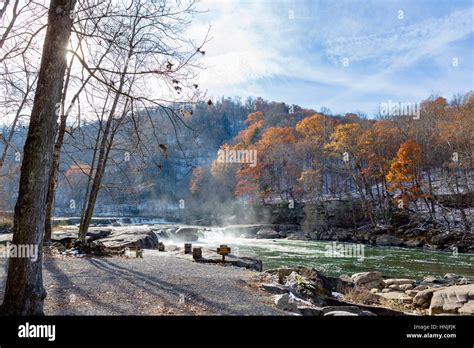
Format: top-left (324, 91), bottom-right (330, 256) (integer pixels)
top-left (1, 233), bottom-right (473, 316)
top-left (1, 245), bottom-right (473, 316)
top-left (1, 223), bottom-right (473, 316)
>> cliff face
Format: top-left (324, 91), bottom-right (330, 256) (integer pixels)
top-left (258, 201), bottom-right (366, 230)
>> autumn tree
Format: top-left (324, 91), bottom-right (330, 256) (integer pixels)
top-left (295, 113), bottom-right (335, 200)
top-left (325, 121), bottom-right (378, 225)
top-left (386, 139), bottom-right (423, 210)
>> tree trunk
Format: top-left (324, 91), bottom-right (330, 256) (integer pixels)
top-left (78, 98), bottom-right (129, 240)
top-left (78, 56), bottom-right (132, 239)
top-left (1, 0), bottom-right (76, 315)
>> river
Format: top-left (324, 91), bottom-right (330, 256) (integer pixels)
top-left (56, 217), bottom-right (473, 279)
top-left (194, 229), bottom-right (474, 279)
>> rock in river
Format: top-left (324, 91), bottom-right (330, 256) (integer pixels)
top-left (174, 227), bottom-right (200, 242)
top-left (256, 228), bottom-right (280, 239)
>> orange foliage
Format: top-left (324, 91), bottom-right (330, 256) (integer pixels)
top-left (324, 123), bottom-right (364, 161)
top-left (359, 120), bottom-right (402, 177)
top-left (235, 112), bottom-right (264, 146)
top-left (296, 113), bottom-right (334, 144)
top-left (386, 139), bottom-right (423, 202)
top-left (189, 167), bottom-right (206, 194)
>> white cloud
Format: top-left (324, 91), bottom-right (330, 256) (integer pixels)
top-left (324, 8), bottom-right (473, 70)
top-left (186, 1), bottom-right (473, 114)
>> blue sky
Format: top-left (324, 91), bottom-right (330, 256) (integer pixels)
top-left (188, 0), bottom-right (473, 116)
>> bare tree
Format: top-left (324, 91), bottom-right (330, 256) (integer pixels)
top-left (39, 0), bottom-right (207, 240)
top-left (1, 0), bottom-right (48, 176)
top-left (1, 0), bottom-right (76, 315)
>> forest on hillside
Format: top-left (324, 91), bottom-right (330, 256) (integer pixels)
top-left (2, 92), bottom-right (473, 238)
top-left (191, 94), bottom-right (473, 232)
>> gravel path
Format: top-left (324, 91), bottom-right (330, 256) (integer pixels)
top-left (0, 250), bottom-right (286, 315)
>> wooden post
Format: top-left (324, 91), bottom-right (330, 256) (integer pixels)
top-left (192, 247), bottom-right (202, 260)
top-left (184, 243), bottom-right (192, 254)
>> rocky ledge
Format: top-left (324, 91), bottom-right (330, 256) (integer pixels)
top-left (255, 268), bottom-right (474, 316)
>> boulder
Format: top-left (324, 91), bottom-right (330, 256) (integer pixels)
top-left (429, 284), bottom-right (474, 315)
top-left (261, 283), bottom-right (288, 294)
top-left (458, 301), bottom-right (474, 315)
top-left (285, 271), bottom-right (326, 303)
top-left (256, 228), bottom-right (280, 239)
top-left (383, 279), bottom-right (416, 286)
top-left (101, 230), bottom-right (159, 250)
top-left (388, 283), bottom-right (413, 291)
top-left (413, 288), bottom-right (437, 309)
top-left (457, 277), bottom-right (474, 285)
top-left (444, 273), bottom-right (461, 282)
top-left (297, 305), bottom-right (323, 316)
top-left (274, 294), bottom-right (298, 312)
top-left (376, 235), bottom-right (403, 246)
top-left (422, 275), bottom-right (442, 284)
top-left (399, 284), bottom-right (414, 291)
top-left (270, 267), bottom-right (346, 296)
top-left (339, 274), bottom-right (353, 283)
top-left (85, 229), bottom-right (112, 242)
top-left (154, 229), bottom-right (172, 239)
top-left (276, 268), bottom-right (300, 283)
top-left (174, 227), bottom-right (200, 242)
top-left (351, 271), bottom-right (383, 289)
